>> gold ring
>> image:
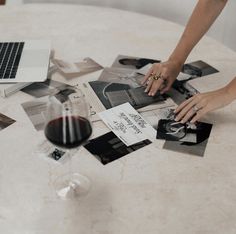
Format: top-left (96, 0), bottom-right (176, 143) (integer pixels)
top-left (153, 74), bottom-right (161, 80)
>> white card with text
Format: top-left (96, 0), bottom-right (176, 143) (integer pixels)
top-left (98, 102), bottom-right (156, 146)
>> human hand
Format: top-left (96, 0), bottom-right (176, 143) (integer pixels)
top-left (141, 59), bottom-right (183, 96)
top-left (174, 88), bottom-right (232, 123)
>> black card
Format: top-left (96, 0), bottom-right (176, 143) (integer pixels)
top-left (84, 131), bottom-right (151, 165)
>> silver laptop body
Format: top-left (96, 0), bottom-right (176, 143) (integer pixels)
top-left (0, 40), bottom-right (51, 83)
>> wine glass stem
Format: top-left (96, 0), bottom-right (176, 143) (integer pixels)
top-left (67, 150), bottom-right (73, 181)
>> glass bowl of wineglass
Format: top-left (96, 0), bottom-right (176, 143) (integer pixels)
top-left (44, 87), bottom-right (92, 199)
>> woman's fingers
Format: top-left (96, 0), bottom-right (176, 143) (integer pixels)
top-left (142, 63), bottom-right (160, 85)
top-left (148, 78), bottom-right (164, 96)
top-left (142, 68), bottom-right (154, 85)
top-left (174, 97), bottom-right (194, 114)
top-left (174, 93), bottom-right (209, 123)
top-left (190, 108), bottom-right (206, 123)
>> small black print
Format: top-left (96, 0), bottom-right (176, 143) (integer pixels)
top-left (49, 148), bottom-right (65, 161)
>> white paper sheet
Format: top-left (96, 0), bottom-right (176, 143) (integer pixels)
top-left (98, 103), bottom-right (156, 146)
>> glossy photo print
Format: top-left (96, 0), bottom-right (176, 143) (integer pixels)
top-left (84, 131), bottom-right (151, 165)
top-left (162, 121), bottom-right (213, 157)
top-left (0, 113), bottom-right (15, 131)
top-left (111, 55), bottom-right (161, 69)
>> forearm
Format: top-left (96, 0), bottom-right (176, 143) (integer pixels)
top-left (224, 77), bottom-right (236, 103)
top-left (169, 0), bottom-right (228, 64)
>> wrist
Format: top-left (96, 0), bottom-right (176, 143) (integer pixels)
top-left (167, 56), bottom-right (185, 69)
top-left (222, 85), bottom-right (236, 105)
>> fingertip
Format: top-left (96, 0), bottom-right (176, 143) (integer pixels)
top-left (190, 118), bottom-right (197, 124)
top-left (174, 107), bottom-right (180, 114)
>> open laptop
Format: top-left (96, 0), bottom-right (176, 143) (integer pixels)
top-left (0, 40), bottom-right (51, 83)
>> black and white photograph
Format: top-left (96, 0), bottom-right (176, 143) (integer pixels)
top-left (106, 86), bottom-right (166, 109)
top-left (51, 57), bottom-right (103, 78)
top-left (156, 119), bottom-right (197, 143)
top-left (84, 131), bottom-right (151, 165)
top-left (98, 67), bottom-right (143, 88)
top-left (89, 80), bottom-right (167, 110)
top-left (88, 81), bottom-right (131, 109)
top-left (0, 113), bottom-right (16, 131)
top-left (21, 97), bottom-right (48, 131)
top-left (163, 121), bottom-right (213, 157)
top-left (21, 79), bottom-right (74, 99)
top-left (167, 79), bottom-right (199, 105)
top-left (111, 54), bottom-right (161, 69)
top-left (182, 60), bottom-right (219, 77)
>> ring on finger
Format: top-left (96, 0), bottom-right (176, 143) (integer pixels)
top-left (152, 74), bottom-right (161, 80)
top-left (152, 74), bottom-right (166, 82)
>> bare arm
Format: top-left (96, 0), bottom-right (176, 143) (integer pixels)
top-left (169, 0), bottom-right (228, 65)
top-left (143, 0), bottom-right (228, 95)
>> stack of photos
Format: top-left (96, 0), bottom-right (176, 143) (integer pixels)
top-left (0, 113), bottom-right (16, 131)
top-left (84, 131), bottom-right (151, 165)
top-left (85, 55), bottom-right (218, 160)
top-left (156, 109), bottom-right (213, 156)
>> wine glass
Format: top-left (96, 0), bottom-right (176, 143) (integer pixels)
top-left (44, 87), bottom-right (92, 199)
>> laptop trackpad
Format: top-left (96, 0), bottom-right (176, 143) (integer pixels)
top-left (19, 50), bottom-right (49, 67)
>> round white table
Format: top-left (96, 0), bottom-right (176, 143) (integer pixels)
top-left (1, 4), bottom-right (236, 234)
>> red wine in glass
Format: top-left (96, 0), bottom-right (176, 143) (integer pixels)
top-left (45, 115), bottom-right (92, 149)
top-left (44, 88), bottom-right (93, 199)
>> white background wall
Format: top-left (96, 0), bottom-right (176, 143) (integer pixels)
top-left (6, 0), bottom-right (236, 52)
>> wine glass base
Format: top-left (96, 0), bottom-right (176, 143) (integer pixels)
top-left (53, 173), bottom-right (91, 200)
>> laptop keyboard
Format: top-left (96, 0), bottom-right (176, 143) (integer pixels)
top-left (0, 42), bottom-right (24, 79)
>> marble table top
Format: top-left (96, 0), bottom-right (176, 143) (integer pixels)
top-left (0, 4), bottom-right (236, 234)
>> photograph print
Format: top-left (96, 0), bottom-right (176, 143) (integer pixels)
top-left (0, 113), bottom-right (16, 131)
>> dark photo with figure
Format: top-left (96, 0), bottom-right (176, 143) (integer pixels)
top-left (84, 131), bottom-right (151, 165)
top-left (156, 119), bottom-right (197, 143)
top-left (182, 60), bottom-right (219, 78)
top-left (112, 55), bottom-right (161, 69)
top-left (162, 121), bottom-right (213, 157)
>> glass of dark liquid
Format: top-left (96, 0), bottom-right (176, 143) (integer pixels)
top-left (44, 87), bottom-right (92, 199)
